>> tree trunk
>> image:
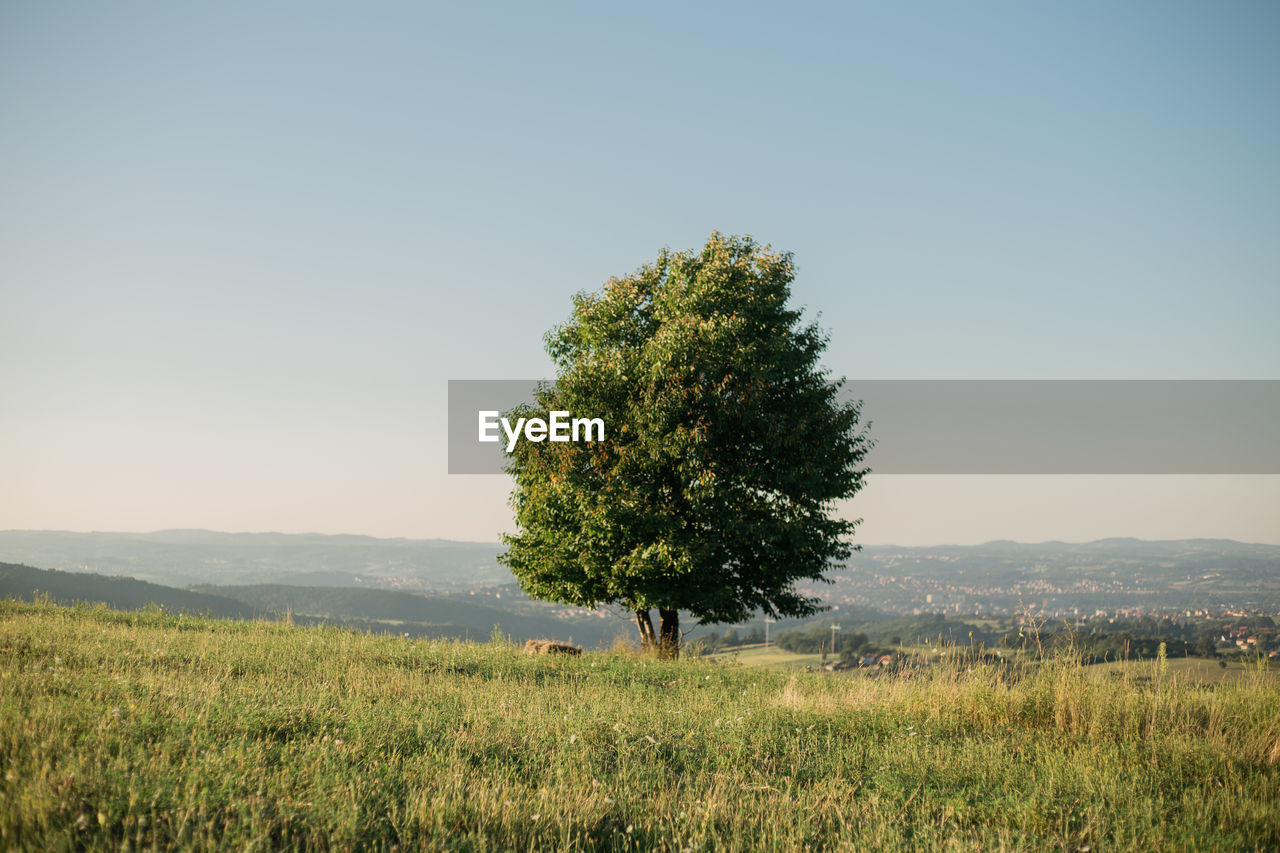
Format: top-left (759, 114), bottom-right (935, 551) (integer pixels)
top-left (658, 608), bottom-right (680, 659)
top-left (634, 609), bottom-right (658, 653)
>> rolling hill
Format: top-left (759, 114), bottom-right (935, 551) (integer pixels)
top-left (0, 561), bottom-right (627, 647)
top-left (0, 562), bottom-right (258, 619)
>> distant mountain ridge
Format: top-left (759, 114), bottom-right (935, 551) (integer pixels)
top-left (2, 530), bottom-right (1278, 613)
top-left (0, 529), bottom-right (510, 591)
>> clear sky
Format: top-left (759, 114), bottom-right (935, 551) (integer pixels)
top-left (2, 1), bottom-right (1278, 545)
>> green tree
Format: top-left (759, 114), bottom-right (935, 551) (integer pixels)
top-left (499, 233), bottom-right (872, 657)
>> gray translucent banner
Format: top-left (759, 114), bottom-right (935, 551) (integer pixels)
top-left (448, 380), bottom-right (1279, 474)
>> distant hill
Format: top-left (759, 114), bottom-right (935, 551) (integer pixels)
top-left (0, 562), bottom-right (259, 618)
top-left (3, 530), bottom-right (1277, 615)
top-left (0, 561), bottom-right (628, 648)
top-left (0, 530), bottom-right (512, 591)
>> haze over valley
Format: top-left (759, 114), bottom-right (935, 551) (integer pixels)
top-left (3, 530), bottom-right (1277, 653)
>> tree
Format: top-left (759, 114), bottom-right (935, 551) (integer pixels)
top-left (499, 233), bottom-right (872, 657)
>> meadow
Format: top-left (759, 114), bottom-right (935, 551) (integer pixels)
top-left (709, 645), bottom-right (826, 672)
top-left (2, 599), bottom-right (1278, 851)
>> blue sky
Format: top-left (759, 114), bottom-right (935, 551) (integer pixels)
top-left (2, 2), bottom-right (1278, 543)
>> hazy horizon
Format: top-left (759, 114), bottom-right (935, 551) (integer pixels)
top-left (4, 517), bottom-right (1280, 550)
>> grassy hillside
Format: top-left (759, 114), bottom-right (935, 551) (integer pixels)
top-left (714, 642), bottom-right (1280, 684)
top-left (2, 600), bottom-right (1278, 851)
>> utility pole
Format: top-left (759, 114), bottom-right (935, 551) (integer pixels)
top-left (831, 624), bottom-right (841, 657)
top-left (764, 617), bottom-right (775, 648)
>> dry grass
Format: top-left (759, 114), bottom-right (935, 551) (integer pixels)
top-left (2, 599), bottom-right (1278, 851)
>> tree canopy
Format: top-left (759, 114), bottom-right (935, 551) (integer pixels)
top-left (499, 233), bottom-right (872, 656)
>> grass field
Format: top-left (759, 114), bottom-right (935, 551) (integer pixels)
top-left (1089, 655), bottom-right (1280, 686)
top-left (3, 599), bottom-right (1279, 851)
top-left (706, 644), bottom-right (826, 671)
top-left (713, 644), bottom-right (1279, 686)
